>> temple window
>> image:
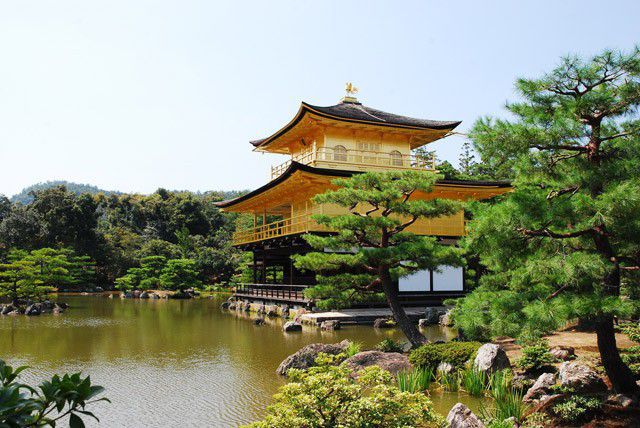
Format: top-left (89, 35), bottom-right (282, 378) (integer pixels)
top-left (333, 145), bottom-right (347, 162)
top-left (390, 150), bottom-right (403, 166)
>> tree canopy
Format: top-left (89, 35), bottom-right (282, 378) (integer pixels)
top-left (455, 47), bottom-right (640, 393)
top-left (295, 170), bottom-right (463, 346)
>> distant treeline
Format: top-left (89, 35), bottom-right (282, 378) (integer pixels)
top-left (0, 184), bottom-right (247, 287)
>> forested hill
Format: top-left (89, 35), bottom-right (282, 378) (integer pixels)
top-left (10, 181), bottom-right (246, 204)
top-left (11, 181), bottom-right (120, 204)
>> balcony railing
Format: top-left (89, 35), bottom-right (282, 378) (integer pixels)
top-left (232, 212), bottom-right (320, 246)
top-left (271, 147), bottom-right (436, 179)
top-left (234, 283), bottom-right (310, 304)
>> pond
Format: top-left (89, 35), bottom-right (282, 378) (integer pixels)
top-left (0, 295), bottom-right (484, 427)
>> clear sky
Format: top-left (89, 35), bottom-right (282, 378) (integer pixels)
top-left (0, 1), bottom-right (638, 197)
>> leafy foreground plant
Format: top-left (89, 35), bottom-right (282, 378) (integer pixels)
top-left (0, 359), bottom-right (109, 427)
top-left (344, 341), bottom-right (362, 358)
top-left (396, 367), bottom-right (435, 393)
top-left (551, 395), bottom-right (602, 424)
top-left (244, 355), bottom-right (443, 428)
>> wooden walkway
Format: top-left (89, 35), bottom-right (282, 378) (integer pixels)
top-left (300, 307), bottom-right (431, 325)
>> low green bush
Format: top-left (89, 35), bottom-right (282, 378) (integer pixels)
top-left (551, 395), bottom-right (601, 424)
top-left (621, 345), bottom-right (640, 378)
top-left (376, 339), bottom-right (404, 353)
top-left (515, 340), bottom-right (558, 374)
top-left (409, 341), bottom-right (482, 371)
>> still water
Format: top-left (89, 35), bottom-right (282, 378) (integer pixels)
top-left (0, 295), bottom-right (481, 427)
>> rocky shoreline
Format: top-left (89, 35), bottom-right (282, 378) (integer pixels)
top-left (0, 300), bottom-right (68, 316)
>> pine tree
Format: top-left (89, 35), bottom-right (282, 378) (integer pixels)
top-left (457, 47), bottom-right (640, 393)
top-left (458, 140), bottom-right (476, 176)
top-left (295, 170), bottom-right (463, 346)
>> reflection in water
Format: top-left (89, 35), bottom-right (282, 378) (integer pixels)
top-left (0, 295), bottom-right (478, 427)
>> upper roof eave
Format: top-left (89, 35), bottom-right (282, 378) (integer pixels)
top-left (250, 101), bottom-right (462, 150)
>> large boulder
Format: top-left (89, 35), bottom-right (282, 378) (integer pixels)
top-left (1, 304), bottom-right (16, 315)
top-left (439, 309), bottom-right (454, 327)
top-left (320, 320), bottom-right (341, 331)
top-left (446, 403), bottom-right (485, 428)
top-left (139, 291), bottom-right (150, 299)
top-left (276, 340), bottom-right (350, 375)
top-left (25, 303), bottom-right (42, 316)
top-left (423, 307), bottom-right (447, 325)
top-left (558, 361), bottom-right (606, 393)
top-left (473, 344), bottom-right (511, 375)
top-left (343, 351), bottom-right (411, 376)
top-left (524, 373), bottom-right (557, 402)
top-left (549, 345), bottom-right (575, 361)
top-left (373, 318), bottom-right (396, 328)
top-left (283, 321), bottom-right (302, 332)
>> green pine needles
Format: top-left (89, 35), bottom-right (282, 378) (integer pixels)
top-left (455, 46), bottom-right (640, 393)
top-left (294, 170), bottom-right (463, 346)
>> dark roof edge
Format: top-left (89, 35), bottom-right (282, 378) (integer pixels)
top-left (251, 102), bottom-right (461, 149)
top-left (215, 163), bottom-right (511, 208)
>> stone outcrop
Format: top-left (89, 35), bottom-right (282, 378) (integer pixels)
top-left (549, 345), bottom-right (575, 361)
top-left (283, 321), bottom-right (302, 332)
top-left (437, 361), bottom-right (454, 375)
top-left (253, 317), bottom-right (265, 325)
top-left (343, 351), bottom-right (411, 376)
top-left (605, 393), bottom-right (635, 408)
top-left (373, 318), bottom-right (396, 328)
top-left (276, 340), bottom-right (350, 376)
top-left (439, 309), bottom-right (454, 326)
top-left (1, 304), bottom-right (16, 315)
top-left (25, 303), bottom-right (42, 316)
top-left (558, 361), bottom-right (606, 393)
top-left (523, 373), bottom-right (557, 402)
top-left (446, 403), bottom-right (485, 428)
top-left (320, 320), bottom-right (341, 331)
top-left (423, 307), bottom-right (447, 325)
top-left (473, 344), bottom-right (511, 375)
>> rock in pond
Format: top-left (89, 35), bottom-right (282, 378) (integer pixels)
top-left (276, 340), bottom-right (350, 376)
top-left (320, 320), bottom-right (341, 331)
top-left (524, 373), bottom-right (557, 402)
top-left (220, 301), bottom-right (230, 310)
top-left (558, 361), bottom-right (606, 393)
top-left (1, 304), bottom-right (16, 315)
top-left (473, 343), bottom-right (511, 375)
top-left (549, 345), bottom-right (575, 361)
top-left (373, 318), bottom-right (396, 328)
top-left (439, 309), bottom-right (454, 326)
top-left (446, 403), bottom-right (485, 428)
top-left (343, 351), bottom-right (411, 376)
top-left (283, 321), bottom-right (302, 332)
top-left (423, 307), bottom-right (447, 325)
top-left (25, 303), bottom-right (42, 316)
top-left (253, 317), bottom-right (265, 325)
top-left (139, 291), bottom-right (150, 299)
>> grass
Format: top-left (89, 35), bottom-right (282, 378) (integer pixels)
top-left (396, 367), bottom-right (435, 393)
top-left (481, 370), bottom-right (528, 424)
top-left (461, 365), bottom-right (488, 397)
top-left (436, 370), bottom-right (460, 392)
top-left (344, 341), bottom-right (362, 358)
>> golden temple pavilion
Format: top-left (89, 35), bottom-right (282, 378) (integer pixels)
top-left (217, 86), bottom-right (509, 308)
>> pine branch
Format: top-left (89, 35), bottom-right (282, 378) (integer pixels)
top-left (517, 227), bottom-right (594, 239)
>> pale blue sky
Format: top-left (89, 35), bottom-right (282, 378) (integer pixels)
top-left (0, 1), bottom-right (638, 196)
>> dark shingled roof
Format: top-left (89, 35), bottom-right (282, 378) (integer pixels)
top-left (215, 161), bottom-right (510, 209)
top-left (251, 99), bottom-right (461, 148)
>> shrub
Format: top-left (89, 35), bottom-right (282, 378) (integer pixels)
top-left (620, 323), bottom-right (640, 343)
top-left (409, 341), bottom-right (482, 371)
top-left (0, 359), bottom-right (109, 427)
top-left (376, 339), bottom-right (404, 353)
top-left (244, 363), bottom-right (444, 427)
top-left (551, 395), bottom-right (601, 423)
top-left (515, 340), bottom-right (558, 374)
top-left (396, 367), bottom-right (435, 393)
top-left (621, 346), bottom-right (640, 378)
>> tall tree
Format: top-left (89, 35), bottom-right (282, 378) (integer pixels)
top-left (295, 171), bottom-right (462, 346)
top-left (456, 47), bottom-right (640, 393)
top-left (458, 140), bottom-right (476, 176)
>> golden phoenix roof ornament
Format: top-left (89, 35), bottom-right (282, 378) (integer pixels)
top-left (345, 82), bottom-right (359, 97)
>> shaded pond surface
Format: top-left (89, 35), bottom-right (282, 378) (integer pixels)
top-left (0, 295), bottom-right (485, 427)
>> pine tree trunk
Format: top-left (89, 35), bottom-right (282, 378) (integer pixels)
top-left (595, 315), bottom-right (638, 394)
top-left (379, 267), bottom-right (428, 347)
